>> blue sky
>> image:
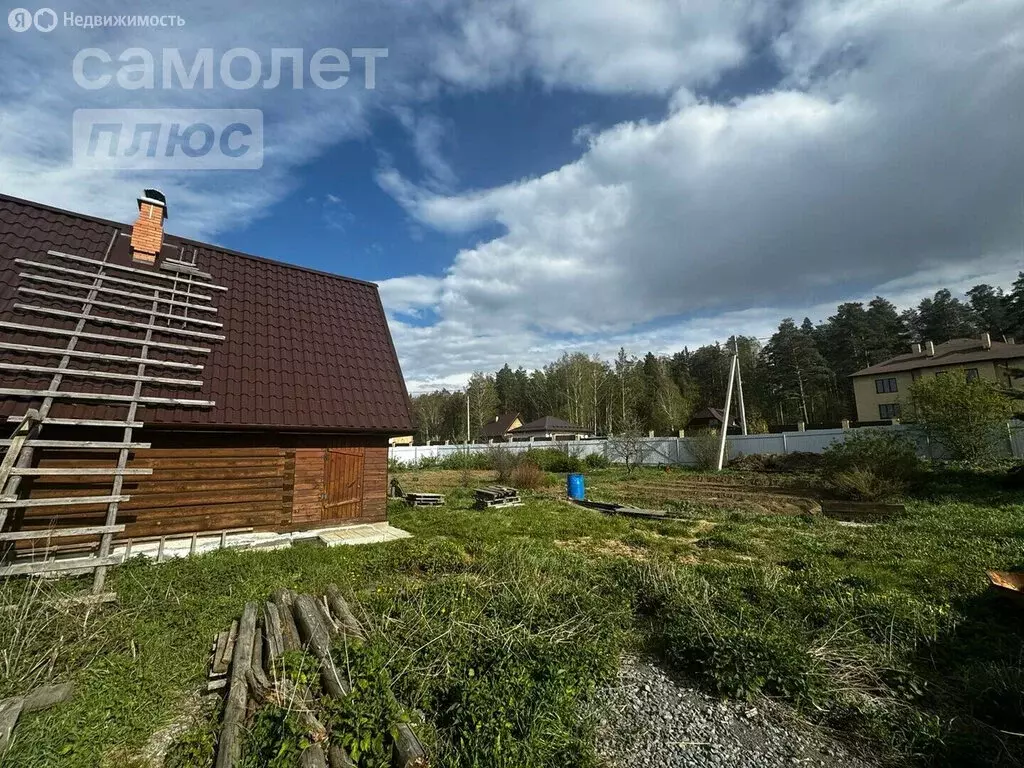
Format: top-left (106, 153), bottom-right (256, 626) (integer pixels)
top-left (220, 85), bottom-right (667, 290)
top-left (2, 0), bottom-right (1023, 391)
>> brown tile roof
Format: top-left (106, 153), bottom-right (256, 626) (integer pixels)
top-left (851, 338), bottom-right (1024, 377)
top-left (511, 416), bottom-right (589, 434)
top-left (480, 412), bottom-right (520, 438)
top-left (687, 407), bottom-right (738, 428)
top-left (0, 193), bottom-right (412, 433)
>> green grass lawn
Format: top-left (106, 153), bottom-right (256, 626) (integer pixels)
top-left (2, 467), bottom-right (1023, 767)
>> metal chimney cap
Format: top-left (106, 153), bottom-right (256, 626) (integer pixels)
top-left (138, 188), bottom-right (168, 219)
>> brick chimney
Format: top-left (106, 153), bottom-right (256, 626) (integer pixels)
top-left (925, 340), bottom-right (935, 356)
top-left (130, 188), bottom-right (167, 264)
top-left (981, 332), bottom-right (992, 350)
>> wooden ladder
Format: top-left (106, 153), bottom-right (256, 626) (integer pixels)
top-left (0, 237), bottom-right (226, 592)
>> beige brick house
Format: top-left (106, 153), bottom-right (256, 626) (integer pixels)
top-left (851, 334), bottom-right (1024, 422)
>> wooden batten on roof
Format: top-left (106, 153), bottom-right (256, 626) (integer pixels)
top-left (0, 192), bottom-right (413, 433)
top-left (0, 190), bottom-right (414, 580)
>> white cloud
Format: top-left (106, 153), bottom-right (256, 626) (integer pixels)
top-left (375, 168), bottom-right (501, 232)
top-left (392, 107), bottom-right (458, 189)
top-left (381, 0), bottom-right (1024, 384)
top-left (4, 0), bottom-right (1023, 390)
top-left (377, 274), bottom-right (445, 316)
top-left (0, 7), bottom-right (385, 240)
top-left (394, 253), bottom-right (1024, 394)
top-left (430, 0), bottom-right (763, 93)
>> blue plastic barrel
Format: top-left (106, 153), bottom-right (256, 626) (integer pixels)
top-left (567, 473), bottom-right (586, 500)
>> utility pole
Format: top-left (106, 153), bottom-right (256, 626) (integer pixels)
top-left (716, 355), bottom-right (738, 470)
top-left (733, 338), bottom-right (748, 435)
top-left (463, 389), bottom-right (471, 476)
top-left (796, 367), bottom-right (809, 424)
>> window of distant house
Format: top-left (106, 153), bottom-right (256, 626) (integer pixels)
top-left (875, 377), bottom-right (897, 394)
top-left (879, 403), bottom-right (901, 419)
top-left (966, 368), bottom-right (980, 382)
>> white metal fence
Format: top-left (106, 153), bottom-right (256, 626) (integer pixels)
top-left (389, 421), bottom-right (1024, 467)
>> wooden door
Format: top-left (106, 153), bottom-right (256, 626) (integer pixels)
top-left (323, 448), bottom-right (363, 521)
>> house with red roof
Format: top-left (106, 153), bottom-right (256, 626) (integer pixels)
top-left (0, 190), bottom-right (412, 577)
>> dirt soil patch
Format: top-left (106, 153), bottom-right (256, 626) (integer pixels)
top-left (578, 474), bottom-right (821, 517)
top-left (394, 469), bottom-right (497, 493)
top-left (556, 537), bottom-right (650, 561)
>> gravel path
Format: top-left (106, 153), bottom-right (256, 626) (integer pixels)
top-left (595, 657), bottom-right (877, 768)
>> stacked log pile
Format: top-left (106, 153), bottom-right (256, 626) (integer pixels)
top-left (207, 586), bottom-right (428, 768)
top-left (473, 486), bottom-right (522, 509)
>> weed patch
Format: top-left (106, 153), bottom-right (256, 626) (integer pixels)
top-left (4, 467), bottom-right (1024, 767)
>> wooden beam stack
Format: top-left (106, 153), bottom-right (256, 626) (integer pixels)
top-left (473, 486), bottom-right (522, 509)
top-left (206, 587), bottom-right (428, 768)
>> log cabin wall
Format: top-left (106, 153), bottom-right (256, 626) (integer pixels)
top-left (9, 429), bottom-right (391, 540)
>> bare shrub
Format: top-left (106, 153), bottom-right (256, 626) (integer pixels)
top-left (606, 417), bottom-right (649, 474)
top-left (689, 429), bottom-right (724, 470)
top-left (831, 468), bottom-right (909, 502)
top-left (729, 452), bottom-right (823, 473)
top-left (488, 446), bottom-right (518, 484)
top-left (822, 430), bottom-right (921, 500)
top-left (511, 461), bottom-right (544, 490)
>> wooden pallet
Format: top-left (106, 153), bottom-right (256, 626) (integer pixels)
top-left (475, 497), bottom-right (523, 509)
top-left (474, 486), bottom-right (522, 509)
top-left (122, 527), bottom-right (256, 562)
top-left (474, 485), bottom-right (519, 500)
top-left (406, 493), bottom-right (445, 507)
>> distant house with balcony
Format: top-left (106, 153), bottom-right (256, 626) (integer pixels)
top-left (850, 334), bottom-right (1024, 422)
